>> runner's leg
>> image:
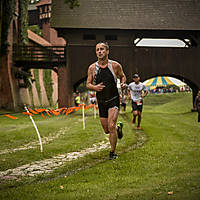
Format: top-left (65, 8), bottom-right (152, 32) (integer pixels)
top-left (100, 117), bottom-right (109, 134)
top-left (108, 107), bottom-right (119, 152)
top-left (137, 111), bottom-right (142, 129)
top-left (133, 110), bottom-right (137, 124)
top-left (132, 101), bottom-right (137, 124)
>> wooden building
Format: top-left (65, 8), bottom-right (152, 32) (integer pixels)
top-left (51, 0), bottom-right (200, 107)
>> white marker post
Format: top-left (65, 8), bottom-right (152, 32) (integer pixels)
top-left (82, 104), bottom-right (85, 130)
top-left (24, 105), bottom-right (43, 152)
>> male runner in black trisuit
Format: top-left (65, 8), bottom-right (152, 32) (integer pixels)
top-left (87, 42), bottom-right (126, 159)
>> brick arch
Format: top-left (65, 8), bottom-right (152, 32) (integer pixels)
top-left (73, 76), bottom-right (87, 93)
top-left (128, 47), bottom-right (200, 108)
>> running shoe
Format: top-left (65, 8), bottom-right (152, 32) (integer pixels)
top-left (109, 151), bottom-right (118, 160)
top-left (117, 121), bottom-right (123, 139)
top-left (136, 126), bottom-right (141, 130)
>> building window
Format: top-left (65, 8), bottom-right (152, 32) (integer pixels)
top-left (105, 35), bottom-right (118, 40)
top-left (83, 34), bottom-right (96, 40)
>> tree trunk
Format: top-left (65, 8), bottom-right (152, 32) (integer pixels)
top-left (0, 55), bottom-right (14, 110)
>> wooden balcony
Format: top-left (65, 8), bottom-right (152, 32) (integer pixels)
top-left (13, 45), bottom-right (66, 69)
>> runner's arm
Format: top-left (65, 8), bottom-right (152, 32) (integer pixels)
top-left (116, 63), bottom-right (126, 89)
top-left (127, 86), bottom-right (131, 99)
top-left (142, 90), bottom-right (148, 98)
top-left (86, 65), bottom-right (105, 92)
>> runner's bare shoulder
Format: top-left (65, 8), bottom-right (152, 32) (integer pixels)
top-left (88, 62), bottom-right (96, 78)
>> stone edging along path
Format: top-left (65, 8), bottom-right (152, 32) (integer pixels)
top-left (0, 140), bottom-right (110, 181)
top-left (0, 125), bottom-right (147, 181)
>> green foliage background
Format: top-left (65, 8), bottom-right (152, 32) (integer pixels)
top-left (31, 69), bottom-right (54, 107)
top-left (43, 69), bottom-right (53, 106)
top-left (33, 69), bottom-right (41, 104)
top-left (0, 0), bottom-right (16, 55)
top-left (29, 25), bottom-right (43, 37)
top-left (19, 0), bottom-right (29, 45)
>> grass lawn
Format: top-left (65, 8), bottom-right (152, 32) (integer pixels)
top-left (0, 92), bottom-right (200, 200)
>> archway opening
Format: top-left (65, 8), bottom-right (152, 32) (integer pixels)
top-left (143, 75), bottom-right (190, 93)
top-left (73, 77), bottom-right (90, 105)
top-left (143, 75), bottom-right (198, 110)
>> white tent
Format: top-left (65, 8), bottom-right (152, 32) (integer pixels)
top-left (167, 77), bottom-right (186, 87)
top-left (143, 76), bottom-right (186, 89)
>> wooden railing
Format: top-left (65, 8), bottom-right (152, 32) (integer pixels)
top-left (13, 45), bottom-right (66, 68)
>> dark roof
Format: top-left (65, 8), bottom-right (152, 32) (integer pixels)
top-left (36, 0), bottom-right (51, 7)
top-left (51, 0), bottom-right (200, 30)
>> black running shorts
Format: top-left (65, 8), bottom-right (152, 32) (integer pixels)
top-left (132, 100), bottom-right (143, 112)
top-left (97, 96), bottom-right (120, 118)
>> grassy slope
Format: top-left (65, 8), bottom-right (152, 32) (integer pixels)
top-left (0, 92), bottom-right (200, 200)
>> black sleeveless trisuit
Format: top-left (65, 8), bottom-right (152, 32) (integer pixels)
top-left (94, 60), bottom-right (120, 118)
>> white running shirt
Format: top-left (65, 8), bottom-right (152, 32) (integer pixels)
top-left (128, 82), bottom-right (147, 102)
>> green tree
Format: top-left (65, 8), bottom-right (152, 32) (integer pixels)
top-left (0, 0), bottom-right (16, 55)
top-left (0, 0), bottom-right (29, 55)
top-left (29, 25), bottom-right (43, 36)
top-left (65, 0), bottom-right (80, 9)
top-left (19, 0), bottom-right (29, 45)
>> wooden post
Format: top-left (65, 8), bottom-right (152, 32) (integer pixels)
top-left (58, 44), bottom-right (73, 108)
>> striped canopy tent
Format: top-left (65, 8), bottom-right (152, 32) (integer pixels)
top-left (143, 76), bottom-right (176, 90)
